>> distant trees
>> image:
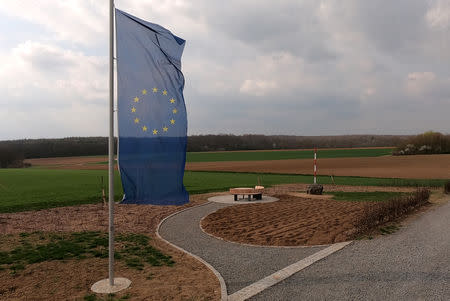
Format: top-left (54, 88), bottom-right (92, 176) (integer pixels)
top-left (394, 131), bottom-right (450, 155)
top-left (187, 134), bottom-right (407, 152)
top-left (0, 144), bottom-right (26, 168)
top-left (0, 134), bottom-right (411, 166)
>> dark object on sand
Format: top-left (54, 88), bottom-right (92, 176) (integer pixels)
top-left (307, 184), bottom-right (323, 195)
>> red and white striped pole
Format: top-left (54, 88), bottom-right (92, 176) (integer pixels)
top-left (313, 147), bottom-right (317, 184)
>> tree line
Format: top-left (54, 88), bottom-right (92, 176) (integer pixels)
top-left (0, 134), bottom-right (410, 168)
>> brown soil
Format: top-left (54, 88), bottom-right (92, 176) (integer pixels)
top-left (201, 184), bottom-right (423, 247)
top-left (187, 154), bottom-right (450, 179)
top-left (201, 194), bottom-right (366, 246)
top-left (0, 194), bottom-right (221, 301)
top-left (26, 154), bottom-right (450, 179)
top-left (24, 156), bottom-right (110, 168)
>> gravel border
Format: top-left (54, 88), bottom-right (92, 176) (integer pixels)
top-left (156, 202), bottom-right (228, 301)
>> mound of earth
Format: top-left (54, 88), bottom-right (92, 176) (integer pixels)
top-left (201, 194), bottom-right (367, 246)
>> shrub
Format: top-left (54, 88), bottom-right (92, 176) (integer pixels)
top-left (356, 188), bottom-right (430, 233)
top-left (394, 131), bottom-right (450, 155)
top-left (0, 145), bottom-right (25, 168)
top-left (445, 181), bottom-right (450, 194)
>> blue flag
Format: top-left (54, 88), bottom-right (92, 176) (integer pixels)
top-left (115, 9), bottom-right (189, 205)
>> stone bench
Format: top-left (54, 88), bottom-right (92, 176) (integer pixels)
top-left (229, 186), bottom-right (264, 201)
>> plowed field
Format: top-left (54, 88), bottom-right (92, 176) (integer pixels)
top-left (187, 154), bottom-right (450, 179)
top-left (25, 153), bottom-right (450, 179)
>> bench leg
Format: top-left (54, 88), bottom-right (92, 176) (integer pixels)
top-left (234, 195), bottom-right (237, 201)
top-left (256, 194), bottom-right (262, 200)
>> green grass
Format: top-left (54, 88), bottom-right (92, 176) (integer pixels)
top-left (0, 168), bottom-right (446, 213)
top-left (87, 148), bottom-right (393, 164)
top-left (0, 169), bottom-right (123, 213)
top-left (186, 147), bottom-right (394, 162)
top-left (184, 171), bottom-right (447, 194)
top-left (325, 191), bottom-right (407, 202)
top-left (0, 231), bottom-right (173, 273)
top-left (379, 225), bottom-right (400, 235)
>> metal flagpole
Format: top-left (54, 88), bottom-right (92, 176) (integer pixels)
top-left (91, 1), bottom-right (130, 293)
top-left (108, 0), bottom-right (115, 287)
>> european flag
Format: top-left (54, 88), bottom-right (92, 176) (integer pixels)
top-left (115, 9), bottom-right (189, 205)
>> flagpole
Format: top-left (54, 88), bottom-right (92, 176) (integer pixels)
top-left (91, 1), bottom-right (130, 293)
top-left (108, 0), bottom-right (115, 287)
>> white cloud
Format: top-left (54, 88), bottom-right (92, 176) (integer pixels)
top-left (240, 79), bottom-right (278, 96)
top-left (0, 41), bottom-right (107, 102)
top-left (0, 1), bottom-right (107, 46)
top-left (0, 41), bottom-right (108, 139)
top-left (405, 71), bottom-right (437, 96)
top-left (426, 0), bottom-right (450, 29)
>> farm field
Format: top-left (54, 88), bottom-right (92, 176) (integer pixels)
top-left (24, 147), bottom-right (394, 168)
top-left (186, 154), bottom-right (450, 179)
top-left (24, 149), bottom-right (450, 180)
top-left (0, 168), bottom-right (446, 213)
top-left (186, 147), bottom-right (394, 162)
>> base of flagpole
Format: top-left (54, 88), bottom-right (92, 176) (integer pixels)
top-left (91, 277), bottom-right (131, 294)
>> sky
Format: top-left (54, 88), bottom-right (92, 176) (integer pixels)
top-left (0, 0), bottom-right (449, 140)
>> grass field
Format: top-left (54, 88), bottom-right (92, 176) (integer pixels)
top-left (88, 147), bottom-right (394, 165)
top-left (0, 169), bottom-right (123, 213)
top-left (0, 168), bottom-right (446, 213)
top-left (186, 147), bottom-right (394, 162)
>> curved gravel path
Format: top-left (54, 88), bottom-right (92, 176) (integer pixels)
top-left (250, 196), bottom-right (450, 300)
top-left (158, 202), bottom-right (327, 296)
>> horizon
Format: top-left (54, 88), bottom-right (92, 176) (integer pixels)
top-left (0, 132), bottom-right (434, 143)
top-left (1, 1), bottom-right (450, 140)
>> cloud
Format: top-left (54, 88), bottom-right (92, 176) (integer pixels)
top-left (405, 71), bottom-right (436, 96)
top-left (0, 1), bottom-right (107, 47)
top-left (240, 79), bottom-right (278, 96)
top-left (0, 0), bottom-right (449, 139)
top-left (426, 0), bottom-right (450, 29)
top-left (0, 41), bottom-right (107, 102)
top-left (0, 41), bottom-right (108, 138)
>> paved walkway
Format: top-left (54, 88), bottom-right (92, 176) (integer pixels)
top-left (158, 202), bottom-right (327, 296)
top-left (159, 196), bottom-right (450, 300)
top-left (251, 196), bottom-right (450, 300)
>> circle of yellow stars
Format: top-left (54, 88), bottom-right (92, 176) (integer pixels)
top-left (130, 87), bottom-right (178, 135)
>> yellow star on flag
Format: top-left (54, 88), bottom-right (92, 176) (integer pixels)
top-left (170, 98), bottom-right (175, 104)
top-left (142, 89), bottom-right (147, 95)
top-left (131, 107), bottom-right (136, 113)
top-left (134, 118), bottom-right (140, 124)
top-left (172, 108), bottom-right (177, 114)
top-left (162, 90), bottom-right (168, 95)
top-left (134, 97), bottom-right (139, 102)
top-left (152, 87), bottom-right (158, 93)
top-left (152, 129), bottom-right (158, 135)
top-left (163, 126), bottom-right (168, 132)
top-left (170, 119), bottom-right (175, 125)
top-left (142, 126), bottom-right (148, 132)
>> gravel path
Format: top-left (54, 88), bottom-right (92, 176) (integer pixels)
top-left (158, 202), bottom-right (327, 295)
top-left (251, 196), bottom-right (450, 300)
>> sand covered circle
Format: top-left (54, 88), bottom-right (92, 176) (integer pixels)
top-left (201, 194), bottom-right (367, 246)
